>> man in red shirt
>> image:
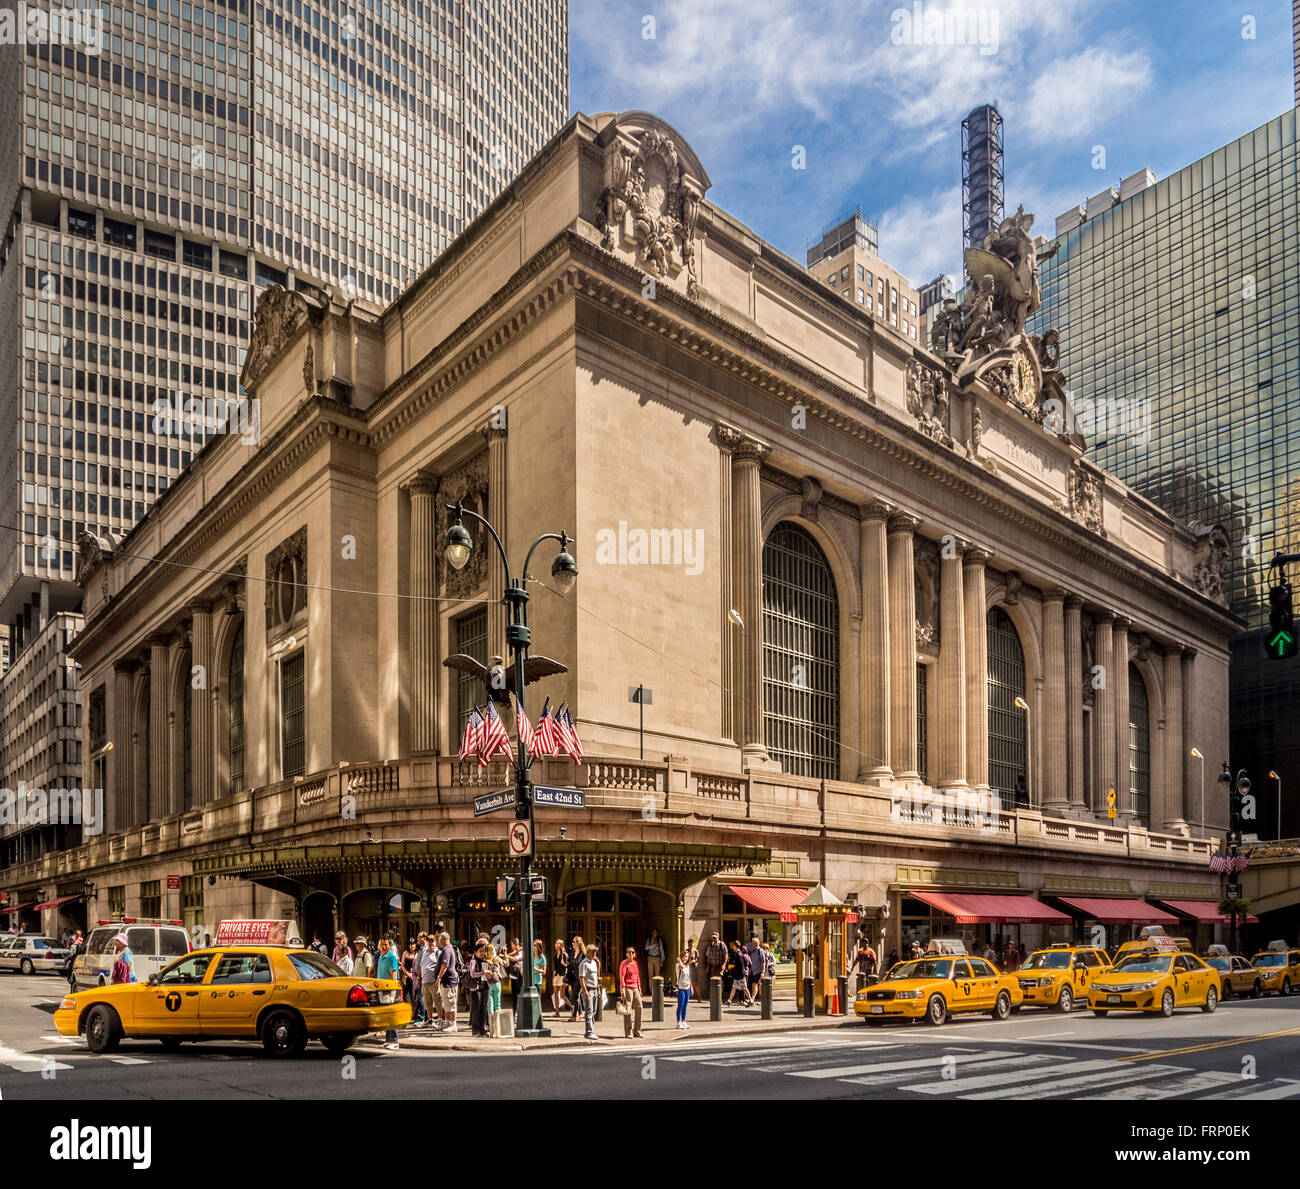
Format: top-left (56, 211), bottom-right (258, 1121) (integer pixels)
top-left (618, 946), bottom-right (644, 1038)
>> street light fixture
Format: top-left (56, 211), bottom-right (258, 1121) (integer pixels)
top-left (728, 609), bottom-right (745, 753)
top-left (1189, 747), bottom-right (1203, 832)
top-left (442, 499), bottom-right (576, 1037)
top-left (1269, 770), bottom-right (1282, 839)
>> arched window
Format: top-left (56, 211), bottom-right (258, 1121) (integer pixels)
top-left (228, 623), bottom-right (245, 795)
top-left (1128, 663), bottom-right (1151, 827)
top-left (762, 522), bottom-right (839, 779)
top-left (987, 607), bottom-right (1027, 806)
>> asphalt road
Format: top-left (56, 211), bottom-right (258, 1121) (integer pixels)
top-left (3, 971), bottom-right (1299, 1101)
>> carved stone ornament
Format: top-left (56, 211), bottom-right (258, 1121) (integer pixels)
top-left (1189, 522), bottom-right (1231, 606)
top-left (1081, 614), bottom-right (1096, 706)
top-left (265, 526), bottom-right (308, 631)
top-left (436, 453), bottom-right (490, 597)
top-left (241, 285), bottom-right (311, 394)
top-left (303, 342), bottom-right (316, 397)
top-left (596, 126), bottom-right (704, 299)
top-left (800, 476), bottom-right (824, 522)
top-left (914, 543), bottom-right (940, 648)
top-left (1002, 571), bottom-right (1023, 606)
top-left (1064, 463), bottom-right (1105, 536)
top-left (905, 359), bottom-right (953, 448)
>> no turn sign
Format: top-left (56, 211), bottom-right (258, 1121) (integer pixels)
top-left (508, 818), bottom-right (534, 859)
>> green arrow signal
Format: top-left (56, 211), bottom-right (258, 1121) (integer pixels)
top-left (1270, 629), bottom-right (1294, 657)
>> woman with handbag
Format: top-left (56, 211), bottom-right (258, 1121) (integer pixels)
top-left (484, 942), bottom-right (503, 1018)
top-left (617, 945), bottom-right (644, 1038)
top-left (552, 938), bottom-right (570, 1016)
top-left (566, 935), bottom-right (585, 1022)
top-left (467, 940), bottom-right (490, 1037)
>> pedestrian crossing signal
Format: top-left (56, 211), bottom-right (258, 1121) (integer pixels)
top-left (1267, 582), bottom-right (1296, 659)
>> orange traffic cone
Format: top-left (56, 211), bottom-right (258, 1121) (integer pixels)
top-left (831, 983), bottom-right (840, 1015)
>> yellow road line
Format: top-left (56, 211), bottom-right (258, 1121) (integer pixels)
top-left (1117, 1025), bottom-right (1300, 1062)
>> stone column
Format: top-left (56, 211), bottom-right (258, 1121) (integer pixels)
top-left (408, 473), bottom-right (440, 754)
top-left (133, 662), bottom-right (150, 824)
top-left (937, 545), bottom-right (967, 790)
top-left (187, 600), bottom-right (214, 807)
top-left (1181, 647), bottom-right (1198, 828)
top-left (886, 513), bottom-right (919, 779)
top-left (1113, 617), bottom-right (1131, 819)
top-left (859, 503), bottom-right (891, 781)
top-left (1041, 589), bottom-right (1068, 813)
top-left (1093, 611), bottom-right (1115, 816)
top-left (730, 434), bottom-right (770, 759)
top-left (483, 421), bottom-right (508, 659)
top-left (1162, 645), bottom-right (1187, 832)
top-left (1064, 595), bottom-right (1085, 810)
top-left (148, 635), bottom-right (171, 819)
top-left (717, 430), bottom-right (735, 743)
top-left (111, 660), bottom-right (135, 831)
top-left (962, 546), bottom-right (990, 792)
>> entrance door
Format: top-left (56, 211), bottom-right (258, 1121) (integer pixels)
top-left (200, 952), bottom-right (274, 1037)
top-left (134, 952), bottom-right (214, 1035)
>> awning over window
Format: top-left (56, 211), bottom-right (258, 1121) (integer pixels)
top-left (1056, 897), bottom-right (1178, 925)
top-left (910, 891), bottom-right (1071, 925)
top-left (724, 884), bottom-right (811, 920)
top-left (1157, 899), bottom-right (1260, 925)
top-left (30, 894), bottom-right (83, 912)
top-left (0, 902), bottom-right (34, 916)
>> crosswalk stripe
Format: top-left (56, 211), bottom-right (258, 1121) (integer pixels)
top-left (107, 1056), bottom-right (152, 1065)
top-left (1096, 1070), bottom-right (1241, 1100)
top-left (663, 1044), bottom-right (832, 1063)
top-left (41, 1035), bottom-right (81, 1045)
top-left (694, 1044), bottom-right (907, 1071)
top-left (0, 1044), bottom-right (74, 1073)
top-left (841, 1052), bottom-right (1056, 1090)
top-left (791, 1050), bottom-right (1019, 1080)
top-left (964, 1062), bottom-right (1186, 1100)
top-left (1225, 1078), bottom-right (1300, 1100)
top-left (905, 1056), bottom-right (1118, 1095)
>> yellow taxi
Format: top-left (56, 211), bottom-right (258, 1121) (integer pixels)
top-left (54, 923), bottom-right (409, 1057)
top-left (1111, 927), bottom-right (1192, 963)
top-left (1087, 948), bottom-right (1221, 1017)
top-left (1250, 941), bottom-right (1300, 996)
top-left (856, 946), bottom-right (1023, 1026)
top-left (1013, 943), bottom-right (1111, 1013)
top-left (1203, 946), bottom-right (1262, 1000)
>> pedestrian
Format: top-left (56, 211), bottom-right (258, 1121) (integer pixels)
top-left (110, 933), bottom-right (135, 984)
top-left (644, 927), bottom-right (665, 984)
top-left (674, 950), bottom-right (692, 1029)
top-left (726, 942), bottom-right (752, 1006)
top-left (578, 943), bottom-right (601, 1039)
top-left (419, 932), bottom-right (440, 1027)
top-left (887, 946), bottom-right (898, 970)
top-left (552, 938), bottom-right (571, 1015)
top-left (434, 931), bottom-right (460, 1033)
top-left (983, 940), bottom-right (997, 963)
top-left (704, 932), bottom-right (728, 998)
top-left (409, 933), bottom-right (427, 1026)
top-left (685, 936), bottom-right (701, 998)
top-left (376, 937), bottom-right (401, 1050)
top-left (484, 941), bottom-right (503, 1019)
top-left (506, 937), bottom-right (524, 985)
top-left (65, 929), bottom-right (84, 990)
top-left (353, 936), bottom-right (375, 979)
top-left (851, 936), bottom-right (876, 989)
top-left (467, 939), bottom-right (490, 1037)
top-left (332, 931), bottom-right (352, 968)
top-left (531, 938), bottom-right (547, 998)
top-left (746, 934), bottom-right (764, 999)
top-left (567, 935), bottom-right (585, 1021)
top-left (618, 945), bottom-right (644, 1038)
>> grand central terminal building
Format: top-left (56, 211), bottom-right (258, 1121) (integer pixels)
top-left (2, 111), bottom-right (1244, 963)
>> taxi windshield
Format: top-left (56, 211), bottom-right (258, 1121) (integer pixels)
top-left (1020, 951), bottom-right (1071, 970)
top-left (885, 959), bottom-right (952, 981)
top-left (1113, 954), bottom-right (1174, 974)
top-left (287, 950), bottom-right (345, 980)
top-left (1206, 958), bottom-right (1231, 971)
top-left (1253, 953), bottom-right (1286, 967)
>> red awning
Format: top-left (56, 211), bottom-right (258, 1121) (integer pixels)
top-left (725, 885), bottom-right (811, 918)
top-left (1, 902), bottom-right (34, 915)
top-left (30, 894), bottom-right (83, 912)
top-left (1157, 899), bottom-right (1260, 925)
top-left (1056, 897), bottom-right (1178, 925)
top-left (910, 891), bottom-right (1072, 925)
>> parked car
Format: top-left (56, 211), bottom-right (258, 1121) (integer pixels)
top-left (72, 922), bottom-right (191, 989)
top-left (0, 934), bottom-right (73, 975)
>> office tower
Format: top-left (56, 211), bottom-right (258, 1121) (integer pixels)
top-left (1030, 109), bottom-right (1300, 836)
top-left (0, 0), bottom-right (568, 826)
top-left (917, 272), bottom-right (956, 341)
top-left (805, 206), bottom-right (924, 344)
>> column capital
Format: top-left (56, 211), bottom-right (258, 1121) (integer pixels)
top-left (962, 545), bottom-right (992, 569)
top-left (1064, 593), bottom-right (1084, 611)
top-left (1113, 615), bottom-right (1132, 633)
top-left (145, 632), bottom-right (170, 650)
top-left (184, 597), bottom-right (212, 616)
top-left (112, 658), bottom-right (136, 675)
top-left (886, 511), bottom-right (921, 537)
top-left (480, 417), bottom-right (509, 442)
top-left (1093, 608), bottom-right (1115, 626)
top-left (1180, 645), bottom-right (1198, 662)
top-left (860, 499), bottom-right (894, 523)
top-left (403, 469), bottom-right (439, 497)
top-left (714, 422), bottom-right (770, 461)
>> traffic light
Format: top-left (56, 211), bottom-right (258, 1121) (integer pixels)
top-left (1267, 581), bottom-right (1296, 660)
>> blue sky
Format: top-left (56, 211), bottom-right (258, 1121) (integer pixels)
top-left (570, 0), bottom-right (1297, 285)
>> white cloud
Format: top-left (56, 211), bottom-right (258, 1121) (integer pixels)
top-left (875, 184), bottom-right (964, 286)
top-left (1015, 46), bottom-right (1154, 142)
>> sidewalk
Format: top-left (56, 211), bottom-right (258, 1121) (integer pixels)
top-left (359, 991), bottom-right (864, 1053)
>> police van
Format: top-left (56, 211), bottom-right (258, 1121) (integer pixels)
top-left (72, 919), bottom-right (192, 989)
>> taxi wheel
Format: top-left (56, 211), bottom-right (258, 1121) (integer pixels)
top-left (322, 1033), bottom-right (355, 1055)
top-left (1219, 980), bottom-right (1231, 1001)
top-left (1202, 985), bottom-right (1217, 1014)
top-left (84, 1005), bottom-right (122, 1054)
top-left (926, 995), bottom-right (948, 1027)
top-left (1283, 979), bottom-right (1293, 997)
top-left (991, 991), bottom-right (1011, 1021)
top-left (260, 1009), bottom-right (307, 1058)
top-left (1055, 986), bottom-right (1073, 1014)
top-left (1251, 980), bottom-right (1262, 999)
top-left (1159, 989), bottom-right (1175, 1018)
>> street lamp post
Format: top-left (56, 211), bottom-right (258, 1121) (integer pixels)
top-left (1189, 747), bottom-right (1203, 833)
top-left (444, 499), bottom-right (577, 1038)
top-left (1269, 770), bottom-right (1282, 839)
top-left (1217, 763), bottom-right (1251, 955)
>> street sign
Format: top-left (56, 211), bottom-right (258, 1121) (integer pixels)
top-left (533, 785), bottom-right (585, 809)
top-left (528, 875), bottom-right (547, 898)
top-left (166, 874), bottom-right (180, 891)
top-left (628, 686), bottom-right (653, 705)
top-left (508, 818), bottom-right (534, 858)
top-left (1226, 884), bottom-right (1242, 899)
top-left (1106, 787), bottom-right (1117, 820)
top-left (473, 788), bottom-right (514, 817)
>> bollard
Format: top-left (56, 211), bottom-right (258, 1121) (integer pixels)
top-left (710, 976), bottom-right (722, 1021)
top-left (837, 975), bottom-right (849, 1016)
top-left (803, 977), bottom-right (815, 1017)
top-left (760, 975), bottom-right (773, 1019)
top-left (856, 972), bottom-right (867, 997)
top-left (651, 976), bottom-right (664, 1022)
top-left (594, 988), bottom-right (604, 1021)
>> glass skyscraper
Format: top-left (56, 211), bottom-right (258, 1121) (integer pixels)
top-left (1031, 107), bottom-right (1300, 835)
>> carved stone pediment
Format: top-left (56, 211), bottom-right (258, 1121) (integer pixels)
top-left (436, 453), bottom-right (490, 597)
top-left (905, 359), bottom-right (953, 448)
top-left (1065, 463), bottom-right (1105, 536)
top-left (241, 285), bottom-right (311, 394)
top-left (1189, 522), bottom-right (1230, 606)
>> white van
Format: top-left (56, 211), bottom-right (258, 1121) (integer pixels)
top-left (73, 920), bottom-right (191, 989)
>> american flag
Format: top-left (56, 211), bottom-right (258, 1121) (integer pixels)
top-left (1232, 854), bottom-right (1251, 874)
top-left (534, 697), bottom-right (557, 756)
top-left (563, 707), bottom-right (584, 765)
top-left (513, 693), bottom-right (535, 754)
top-left (551, 701), bottom-right (575, 759)
top-left (1209, 852), bottom-right (1228, 873)
top-left (459, 707), bottom-right (484, 762)
top-left (477, 701), bottom-right (514, 766)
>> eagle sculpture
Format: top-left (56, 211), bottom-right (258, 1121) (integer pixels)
top-left (442, 653), bottom-right (567, 706)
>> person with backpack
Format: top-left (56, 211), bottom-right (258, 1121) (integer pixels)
top-left (433, 931), bottom-right (460, 1033)
top-left (353, 936), bottom-right (375, 979)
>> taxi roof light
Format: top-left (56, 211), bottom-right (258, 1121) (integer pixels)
top-left (1267, 939), bottom-right (1288, 951)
